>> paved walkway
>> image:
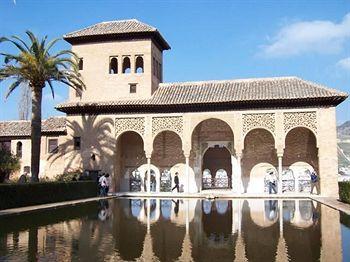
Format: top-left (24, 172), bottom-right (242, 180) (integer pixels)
top-left (0, 196), bottom-right (113, 217)
top-left (1, 193), bottom-right (349, 217)
top-left (310, 196), bottom-right (350, 215)
top-left (115, 191), bottom-right (313, 199)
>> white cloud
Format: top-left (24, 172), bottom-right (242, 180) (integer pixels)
top-left (261, 13), bottom-right (350, 57)
top-left (337, 57), bottom-right (350, 71)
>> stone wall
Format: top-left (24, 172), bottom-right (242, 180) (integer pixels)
top-left (11, 107), bottom-right (339, 196)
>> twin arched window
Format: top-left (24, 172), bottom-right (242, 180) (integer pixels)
top-left (78, 58), bottom-right (83, 70)
top-left (109, 57), bottom-right (118, 74)
top-left (109, 56), bottom-right (144, 74)
top-left (122, 57), bottom-right (131, 74)
top-left (135, 56), bottom-right (144, 73)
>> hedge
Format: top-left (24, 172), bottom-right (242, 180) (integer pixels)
top-left (0, 181), bottom-right (98, 210)
top-left (339, 181), bottom-right (350, 204)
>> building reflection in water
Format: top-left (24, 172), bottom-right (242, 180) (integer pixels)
top-left (0, 198), bottom-right (345, 261)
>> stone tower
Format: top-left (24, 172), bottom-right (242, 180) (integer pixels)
top-left (64, 19), bottom-right (170, 102)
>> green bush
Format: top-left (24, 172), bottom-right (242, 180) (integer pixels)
top-left (0, 148), bottom-right (20, 183)
top-left (0, 181), bottom-right (98, 210)
top-left (55, 170), bottom-right (82, 182)
top-left (339, 181), bottom-right (350, 204)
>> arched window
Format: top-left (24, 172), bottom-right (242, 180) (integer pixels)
top-left (109, 57), bottom-right (118, 74)
top-left (215, 169), bottom-right (228, 188)
top-left (16, 141), bottom-right (22, 158)
top-left (122, 57), bottom-right (131, 74)
top-left (135, 56), bottom-right (144, 73)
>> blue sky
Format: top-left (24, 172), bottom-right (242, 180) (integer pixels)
top-left (0, 0), bottom-right (349, 124)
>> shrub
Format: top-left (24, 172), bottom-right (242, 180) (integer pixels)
top-left (0, 181), bottom-right (98, 210)
top-left (339, 181), bottom-right (350, 204)
top-left (55, 169), bottom-right (83, 182)
top-left (0, 148), bottom-right (20, 183)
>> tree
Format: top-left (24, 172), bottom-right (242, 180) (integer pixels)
top-left (0, 31), bottom-right (85, 182)
top-left (18, 83), bottom-right (31, 120)
top-left (0, 147), bottom-right (20, 183)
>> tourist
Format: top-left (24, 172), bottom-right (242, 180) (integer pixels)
top-left (267, 171), bottom-right (277, 194)
top-left (172, 172), bottom-right (180, 192)
top-left (310, 170), bottom-right (320, 195)
top-left (172, 199), bottom-right (180, 216)
top-left (150, 173), bottom-right (156, 191)
top-left (18, 171), bottom-right (29, 184)
top-left (105, 173), bottom-right (110, 195)
top-left (99, 174), bottom-right (108, 196)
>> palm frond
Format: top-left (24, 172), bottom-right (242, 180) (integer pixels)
top-left (44, 38), bottom-right (61, 55)
top-left (5, 79), bottom-right (24, 98)
top-left (47, 79), bottom-right (55, 99)
top-left (11, 35), bottom-right (31, 52)
top-left (0, 36), bottom-right (27, 53)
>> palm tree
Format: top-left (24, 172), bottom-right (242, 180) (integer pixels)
top-left (0, 31), bottom-right (85, 182)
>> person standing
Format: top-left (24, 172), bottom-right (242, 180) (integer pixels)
top-left (105, 173), bottom-right (110, 195)
top-left (172, 172), bottom-right (180, 192)
top-left (310, 170), bottom-right (320, 194)
top-left (267, 171), bottom-right (277, 194)
top-left (99, 174), bottom-right (108, 196)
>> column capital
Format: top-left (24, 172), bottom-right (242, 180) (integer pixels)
top-left (277, 149), bottom-right (284, 157)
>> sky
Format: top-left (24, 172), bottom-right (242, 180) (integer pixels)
top-left (0, 0), bottom-right (349, 124)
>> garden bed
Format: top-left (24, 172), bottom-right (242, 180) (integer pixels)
top-left (339, 181), bottom-right (350, 204)
top-left (0, 181), bottom-right (98, 210)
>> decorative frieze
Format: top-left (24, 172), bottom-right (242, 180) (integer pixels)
top-left (152, 116), bottom-right (183, 137)
top-left (115, 117), bottom-right (145, 137)
top-left (283, 112), bottom-right (317, 134)
top-left (242, 113), bottom-right (275, 136)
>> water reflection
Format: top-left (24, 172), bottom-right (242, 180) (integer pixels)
top-left (0, 198), bottom-right (348, 261)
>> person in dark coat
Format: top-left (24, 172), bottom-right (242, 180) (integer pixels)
top-left (172, 172), bottom-right (180, 192)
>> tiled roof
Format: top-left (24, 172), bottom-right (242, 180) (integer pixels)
top-left (153, 77), bottom-right (347, 104)
top-left (64, 19), bottom-right (170, 50)
top-left (0, 117), bottom-right (66, 137)
top-left (65, 19), bottom-right (156, 38)
top-left (56, 77), bottom-right (348, 113)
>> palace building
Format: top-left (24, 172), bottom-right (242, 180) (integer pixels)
top-left (0, 19), bottom-right (348, 196)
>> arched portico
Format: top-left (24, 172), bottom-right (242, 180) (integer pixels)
top-left (115, 131), bottom-right (146, 192)
top-left (191, 118), bottom-right (236, 191)
top-left (242, 128), bottom-right (277, 193)
top-left (151, 130), bottom-right (186, 192)
top-left (283, 127), bottom-right (318, 194)
top-left (202, 147), bottom-right (232, 189)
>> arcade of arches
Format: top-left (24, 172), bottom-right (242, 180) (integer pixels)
top-left (109, 109), bottom-right (337, 196)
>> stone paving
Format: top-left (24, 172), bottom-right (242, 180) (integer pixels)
top-left (0, 196), bottom-right (113, 217)
top-left (1, 193), bottom-right (349, 217)
top-left (310, 196), bottom-right (350, 215)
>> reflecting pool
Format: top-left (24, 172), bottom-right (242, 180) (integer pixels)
top-left (0, 198), bottom-right (349, 261)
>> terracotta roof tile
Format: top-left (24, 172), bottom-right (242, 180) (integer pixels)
top-left (0, 117), bottom-right (66, 137)
top-left (64, 19), bottom-right (157, 39)
top-left (56, 77), bottom-right (348, 111)
top-left (64, 19), bottom-right (171, 50)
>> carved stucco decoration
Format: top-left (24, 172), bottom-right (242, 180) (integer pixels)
top-left (242, 113), bottom-right (275, 136)
top-left (152, 116), bottom-right (184, 137)
top-left (283, 111), bottom-right (317, 134)
top-left (115, 117), bottom-right (145, 137)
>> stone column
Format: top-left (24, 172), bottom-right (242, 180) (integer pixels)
top-left (236, 152), bottom-right (243, 194)
top-left (277, 153), bottom-right (283, 194)
top-left (147, 157), bottom-right (151, 193)
top-left (185, 199), bottom-right (189, 234)
top-left (185, 155), bottom-right (190, 193)
top-left (146, 198), bottom-right (151, 232)
top-left (233, 111), bottom-right (244, 194)
top-left (317, 107), bottom-right (339, 197)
